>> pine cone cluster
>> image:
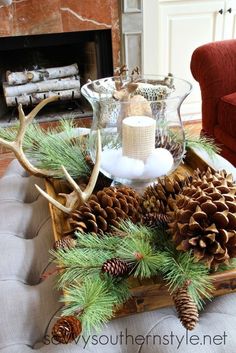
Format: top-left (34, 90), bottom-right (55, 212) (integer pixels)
top-left (68, 186), bottom-right (142, 235)
top-left (102, 258), bottom-right (129, 277)
top-left (169, 169), bottom-right (236, 270)
top-left (52, 315), bottom-right (82, 343)
top-left (172, 281), bottom-right (199, 331)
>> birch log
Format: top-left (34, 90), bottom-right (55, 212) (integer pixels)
top-left (6, 63), bottom-right (79, 85)
top-left (3, 76), bottom-right (80, 97)
top-left (5, 89), bottom-right (81, 107)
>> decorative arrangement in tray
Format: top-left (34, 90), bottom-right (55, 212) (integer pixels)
top-left (0, 70), bottom-right (235, 344)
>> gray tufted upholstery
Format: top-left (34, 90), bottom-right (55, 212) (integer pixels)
top-left (1, 159), bottom-right (236, 353)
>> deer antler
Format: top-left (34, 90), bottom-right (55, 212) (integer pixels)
top-left (35, 130), bottom-right (102, 214)
top-left (0, 96), bottom-right (59, 177)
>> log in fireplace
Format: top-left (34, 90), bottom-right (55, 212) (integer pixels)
top-left (0, 29), bottom-right (113, 125)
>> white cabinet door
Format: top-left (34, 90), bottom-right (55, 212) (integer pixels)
top-left (143, 0), bottom-right (225, 118)
top-left (223, 0), bottom-right (236, 39)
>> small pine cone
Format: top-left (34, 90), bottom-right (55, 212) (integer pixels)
top-left (101, 258), bottom-right (129, 278)
top-left (68, 186), bottom-right (142, 235)
top-left (172, 281), bottom-right (199, 331)
top-left (52, 316), bottom-right (82, 344)
top-left (54, 236), bottom-right (77, 251)
top-left (155, 133), bottom-right (184, 159)
top-left (142, 212), bottom-right (171, 228)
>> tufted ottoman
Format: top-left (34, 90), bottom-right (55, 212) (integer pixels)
top-left (1, 158), bottom-right (236, 353)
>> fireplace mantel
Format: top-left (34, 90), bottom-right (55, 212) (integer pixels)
top-left (0, 0), bottom-right (120, 68)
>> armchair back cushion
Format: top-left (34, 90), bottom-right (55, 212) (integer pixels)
top-left (191, 40), bottom-right (236, 166)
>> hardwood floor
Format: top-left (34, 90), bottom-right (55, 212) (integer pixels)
top-left (0, 120), bottom-right (202, 177)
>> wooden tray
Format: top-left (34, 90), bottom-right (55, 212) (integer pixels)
top-left (45, 148), bottom-right (236, 317)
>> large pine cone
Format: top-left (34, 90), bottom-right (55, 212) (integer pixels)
top-left (169, 169), bottom-right (236, 270)
top-left (52, 316), bottom-right (82, 343)
top-left (68, 186), bottom-right (142, 235)
top-left (172, 281), bottom-right (199, 330)
top-left (142, 175), bottom-right (190, 214)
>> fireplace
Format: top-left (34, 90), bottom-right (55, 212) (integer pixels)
top-left (0, 29), bottom-right (113, 125)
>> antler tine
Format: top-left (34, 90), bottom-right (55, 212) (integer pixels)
top-left (0, 96), bottom-right (59, 177)
top-left (35, 129), bottom-right (102, 214)
top-left (26, 96), bottom-right (59, 123)
top-left (61, 129), bottom-right (101, 203)
top-left (61, 166), bottom-right (84, 199)
top-left (35, 184), bottom-right (72, 214)
top-left (83, 129), bottom-right (101, 200)
top-left (17, 96), bottom-right (59, 141)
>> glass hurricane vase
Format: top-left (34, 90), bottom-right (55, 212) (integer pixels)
top-left (81, 74), bottom-right (192, 187)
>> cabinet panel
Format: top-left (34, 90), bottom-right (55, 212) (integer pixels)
top-left (223, 0), bottom-right (236, 39)
top-left (158, 1), bottom-right (224, 117)
top-left (143, 0), bottom-right (225, 118)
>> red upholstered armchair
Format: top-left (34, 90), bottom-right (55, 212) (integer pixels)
top-left (191, 39), bottom-right (236, 166)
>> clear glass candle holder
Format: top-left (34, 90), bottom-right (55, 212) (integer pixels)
top-left (81, 74), bottom-right (192, 187)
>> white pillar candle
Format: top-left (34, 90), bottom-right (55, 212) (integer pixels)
top-left (122, 116), bottom-right (156, 162)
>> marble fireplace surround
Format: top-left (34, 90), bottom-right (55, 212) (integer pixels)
top-left (0, 0), bottom-right (120, 68)
top-left (0, 0), bottom-right (120, 124)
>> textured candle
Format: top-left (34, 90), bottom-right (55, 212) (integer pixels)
top-left (122, 116), bottom-right (156, 162)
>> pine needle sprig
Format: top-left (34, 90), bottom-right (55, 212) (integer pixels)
top-left (161, 251), bottom-right (214, 309)
top-left (51, 248), bottom-right (114, 286)
top-left (62, 276), bottom-right (130, 334)
top-left (119, 220), bottom-right (156, 243)
top-left (62, 277), bottom-right (115, 334)
top-left (154, 122), bottom-right (220, 159)
top-left (104, 276), bottom-right (131, 305)
top-left (0, 120), bottom-right (90, 178)
top-left (117, 235), bottom-right (165, 278)
top-left (75, 232), bottom-right (121, 252)
top-left (185, 128), bottom-right (221, 158)
top-left (0, 125), bottom-right (18, 142)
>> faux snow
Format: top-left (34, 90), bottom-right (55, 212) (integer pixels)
top-left (101, 147), bottom-right (174, 180)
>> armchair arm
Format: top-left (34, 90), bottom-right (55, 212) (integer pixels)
top-left (191, 39), bottom-right (236, 136)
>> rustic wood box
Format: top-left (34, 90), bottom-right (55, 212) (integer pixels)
top-left (45, 148), bottom-right (236, 318)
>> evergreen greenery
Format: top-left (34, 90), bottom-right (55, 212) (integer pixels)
top-left (161, 251), bottom-right (213, 310)
top-left (51, 247), bottom-right (115, 287)
top-left (185, 128), bottom-right (221, 158)
top-left (156, 120), bottom-right (220, 159)
top-left (62, 276), bottom-right (130, 334)
top-left (0, 117), bottom-right (219, 180)
top-left (52, 221), bottom-right (216, 333)
top-left (0, 120), bottom-right (90, 178)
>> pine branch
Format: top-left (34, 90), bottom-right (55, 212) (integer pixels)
top-left (0, 120), bottom-right (90, 178)
top-left (154, 121), bottom-right (220, 160)
top-left (185, 128), bottom-right (221, 158)
top-left (62, 276), bottom-right (130, 334)
top-left (51, 248), bottom-right (114, 287)
top-left (161, 251), bottom-right (214, 309)
top-left (75, 232), bottom-right (121, 252)
top-left (117, 224), bottom-right (165, 278)
top-left (119, 220), bottom-right (156, 243)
